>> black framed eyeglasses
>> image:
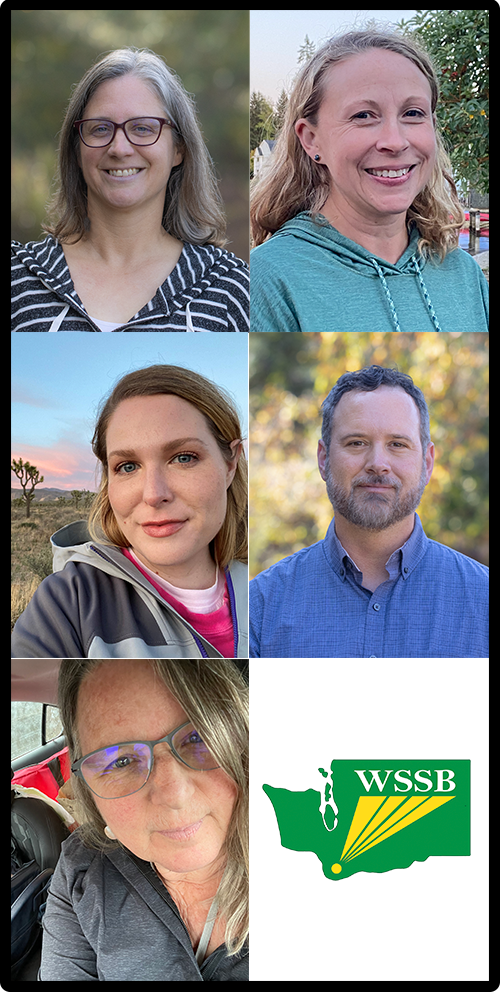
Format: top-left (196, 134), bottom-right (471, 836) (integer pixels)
top-left (73, 117), bottom-right (179, 148)
top-left (71, 721), bottom-right (219, 799)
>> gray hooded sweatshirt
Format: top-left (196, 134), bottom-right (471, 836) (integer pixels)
top-left (39, 831), bottom-right (248, 980)
top-left (11, 521), bottom-right (248, 659)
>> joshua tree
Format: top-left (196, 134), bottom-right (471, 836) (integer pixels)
top-left (11, 457), bottom-right (44, 518)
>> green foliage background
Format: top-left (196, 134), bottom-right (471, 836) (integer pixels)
top-left (398, 9), bottom-right (489, 195)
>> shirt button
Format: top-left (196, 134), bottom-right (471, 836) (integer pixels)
top-left (373, 603), bottom-right (381, 611)
top-left (403, 566), bottom-right (409, 575)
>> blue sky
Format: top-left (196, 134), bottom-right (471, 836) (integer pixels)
top-left (11, 334), bottom-right (249, 491)
top-left (251, 9), bottom-right (419, 103)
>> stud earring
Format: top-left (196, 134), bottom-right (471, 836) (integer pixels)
top-left (314, 154), bottom-right (320, 161)
top-left (104, 825), bottom-right (117, 840)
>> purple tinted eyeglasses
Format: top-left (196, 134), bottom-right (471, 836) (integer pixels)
top-left (71, 721), bottom-right (219, 799)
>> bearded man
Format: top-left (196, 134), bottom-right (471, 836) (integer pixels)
top-left (249, 365), bottom-right (488, 658)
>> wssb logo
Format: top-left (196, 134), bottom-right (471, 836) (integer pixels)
top-left (263, 759), bottom-right (470, 880)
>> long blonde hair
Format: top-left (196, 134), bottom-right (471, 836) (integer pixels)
top-left (251, 29), bottom-right (464, 259)
top-left (58, 659), bottom-right (249, 955)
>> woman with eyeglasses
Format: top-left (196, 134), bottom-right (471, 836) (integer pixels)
top-left (11, 47), bottom-right (249, 332)
top-left (39, 659), bottom-right (249, 981)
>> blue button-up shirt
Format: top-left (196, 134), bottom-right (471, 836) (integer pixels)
top-left (249, 514), bottom-right (489, 658)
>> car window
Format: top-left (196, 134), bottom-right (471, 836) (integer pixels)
top-left (11, 702), bottom-right (63, 761)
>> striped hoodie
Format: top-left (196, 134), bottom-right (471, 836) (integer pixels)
top-left (11, 235), bottom-right (249, 332)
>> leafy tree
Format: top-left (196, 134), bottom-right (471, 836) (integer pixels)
top-left (272, 89), bottom-right (289, 136)
top-left (11, 457), bottom-right (44, 518)
top-left (250, 91), bottom-right (275, 151)
top-left (251, 33), bottom-right (315, 155)
top-left (297, 34), bottom-right (316, 65)
top-left (398, 9), bottom-right (489, 194)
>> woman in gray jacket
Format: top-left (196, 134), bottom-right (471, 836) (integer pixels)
top-left (11, 365), bottom-right (248, 659)
top-left (40, 659), bottom-right (249, 980)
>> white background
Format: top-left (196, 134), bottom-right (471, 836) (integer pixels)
top-left (249, 658), bottom-right (489, 981)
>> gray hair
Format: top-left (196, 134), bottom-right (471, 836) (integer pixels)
top-left (44, 47), bottom-right (227, 246)
top-left (321, 365), bottom-right (431, 454)
top-left (58, 659), bottom-right (248, 954)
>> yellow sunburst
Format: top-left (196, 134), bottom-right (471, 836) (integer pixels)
top-left (331, 794), bottom-right (455, 874)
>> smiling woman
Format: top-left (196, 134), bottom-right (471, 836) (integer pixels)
top-left (38, 659), bottom-right (249, 980)
top-left (250, 28), bottom-right (488, 333)
top-left (11, 364), bottom-right (248, 659)
top-left (11, 47), bottom-right (249, 331)
top-left (104, 393), bottom-right (241, 590)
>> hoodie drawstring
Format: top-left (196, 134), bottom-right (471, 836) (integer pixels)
top-left (409, 256), bottom-right (442, 332)
top-left (370, 256), bottom-right (442, 332)
top-left (370, 258), bottom-right (401, 332)
top-left (48, 303), bottom-right (70, 332)
top-left (185, 301), bottom-right (195, 331)
top-left (185, 301), bottom-right (212, 332)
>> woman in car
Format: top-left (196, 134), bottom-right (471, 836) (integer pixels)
top-left (39, 658), bottom-right (248, 980)
top-left (12, 47), bottom-right (249, 331)
top-left (11, 364), bottom-right (248, 659)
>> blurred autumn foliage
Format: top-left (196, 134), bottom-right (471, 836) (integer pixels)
top-left (249, 333), bottom-right (488, 578)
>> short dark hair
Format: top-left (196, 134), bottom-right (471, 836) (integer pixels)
top-left (321, 365), bottom-right (431, 454)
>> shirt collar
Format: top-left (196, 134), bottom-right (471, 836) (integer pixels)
top-left (324, 513), bottom-right (428, 582)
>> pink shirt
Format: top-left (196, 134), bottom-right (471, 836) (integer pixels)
top-left (122, 548), bottom-right (235, 657)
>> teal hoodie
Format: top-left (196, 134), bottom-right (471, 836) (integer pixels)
top-left (250, 213), bottom-right (488, 333)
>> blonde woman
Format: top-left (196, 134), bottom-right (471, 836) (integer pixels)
top-left (12, 47), bottom-right (249, 331)
top-left (250, 29), bottom-right (488, 333)
top-left (11, 365), bottom-right (248, 659)
top-left (40, 659), bottom-right (248, 980)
